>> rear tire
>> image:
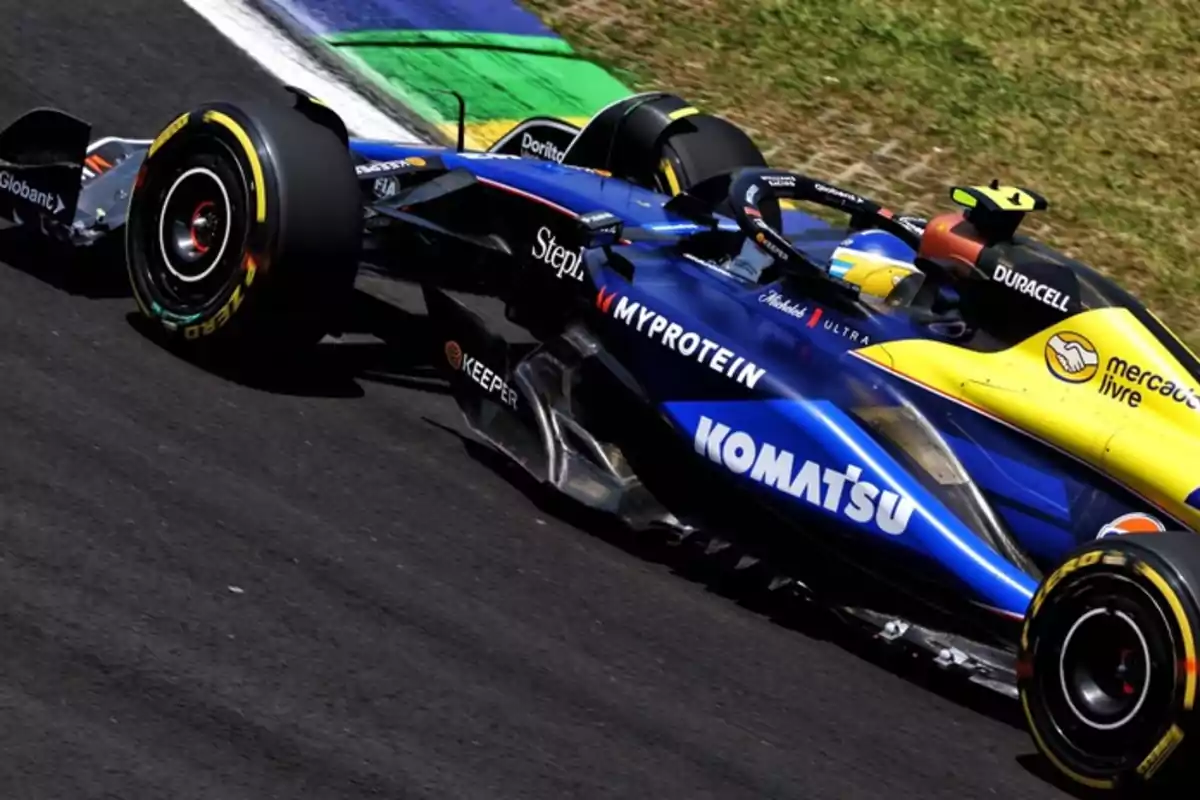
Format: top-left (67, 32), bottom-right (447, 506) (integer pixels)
top-left (126, 99), bottom-right (361, 352)
top-left (1020, 532), bottom-right (1200, 793)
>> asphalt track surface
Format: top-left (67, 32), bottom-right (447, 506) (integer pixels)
top-left (0, 4), bottom-right (1076, 799)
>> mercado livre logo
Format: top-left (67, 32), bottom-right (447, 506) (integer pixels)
top-left (1045, 330), bottom-right (1200, 410)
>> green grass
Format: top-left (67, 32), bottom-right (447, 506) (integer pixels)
top-left (524, 0), bottom-right (1200, 344)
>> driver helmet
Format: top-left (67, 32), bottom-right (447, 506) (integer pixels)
top-left (829, 229), bottom-right (919, 301)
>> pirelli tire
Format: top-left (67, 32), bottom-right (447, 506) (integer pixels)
top-left (648, 115), bottom-right (780, 229)
top-left (1019, 531), bottom-right (1200, 793)
top-left (126, 100), bottom-right (361, 351)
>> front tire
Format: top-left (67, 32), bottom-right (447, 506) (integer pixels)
top-left (651, 114), bottom-right (766, 197)
top-left (126, 98), bottom-right (361, 352)
top-left (641, 114), bottom-right (781, 229)
top-left (1020, 532), bottom-right (1200, 792)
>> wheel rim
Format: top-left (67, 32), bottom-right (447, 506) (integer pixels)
top-left (130, 137), bottom-right (253, 322)
top-left (1058, 607), bottom-right (1152, 730)
top-left (158, 167), bottom-right (233, 284)
top-left (1031, 574), bottom-right (1179, 767)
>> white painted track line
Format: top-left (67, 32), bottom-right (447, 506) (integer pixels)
top-left (178, 0), bottom-right (420, 142)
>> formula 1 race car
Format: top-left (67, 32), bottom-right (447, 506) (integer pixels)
top-left (3, 88), bottom-right (1200, 793)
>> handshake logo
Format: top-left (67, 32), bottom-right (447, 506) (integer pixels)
top-left (1045, 332), bottom-right (1099, 383)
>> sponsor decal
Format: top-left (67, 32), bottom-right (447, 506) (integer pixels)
top-left (821, 319), bottom-right (871, 345)
top-left (992, 263), bottom-right (1071, 312)
top-left (444, 340), bottom-right (463, 370)
top-left (579, 210), bottom-right (621, 238)
top-left (763, 174), bottom-right (796, 189)
top-left (531, 226), bottom-right (585, 281)
top-left (814, 183), bottom-right (864, 205)
top-left (694, 415), bottom-right (916, 533)
top-left (520, 132), bottom-right (566, 163)
top-left (0, 171), bottom-right (65, 214)
top-left (895, 215), bottom-right (926, 237)
top-left (753, 231), bottom-right (790, 261)
top-left (758, 290), bottom-right (807, 320)
top-left (1137, 723), bottom-right (1185, 781)
top-left (596, 288), bottom-right (767, 389)
top-left (1100, 355), bottom-right (1200, 410)
top-left (1028, 548), bottom-right (1129, 619)
top-left (355, 157), bottom-right (425, 176)
top-left (580, 210), bottom-right (618, 227)
top-left (805, 308), bottom-right (870, 344)
top-left (148, 112), bottom-right (190, 158)
top-left (372, 176), bottom-right (398, 199)
top-left (1046, 330), bottom-right (1200, 409)
top-left (1046, 332), bottom-right (1099, 383)
top-left (445, 340), bottom-right (518, 410)
top-left (1097, 512), bottom-right (1166, 539)
top-left (745, 184), bottom-right (761, 205)
top-left (184, 254), bottom-right (257, 339)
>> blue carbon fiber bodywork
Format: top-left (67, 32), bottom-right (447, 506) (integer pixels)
top-left (350, 138), bottom-right (1175, 619)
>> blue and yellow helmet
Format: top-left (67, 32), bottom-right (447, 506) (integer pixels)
top-left (829, 229), bottom-right (919, 300)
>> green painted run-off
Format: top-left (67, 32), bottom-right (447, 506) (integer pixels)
top-left (327, 29), bottom-right (630, 130)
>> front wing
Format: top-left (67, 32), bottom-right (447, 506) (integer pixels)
top-left (0, 106), bottom-right (152, 247)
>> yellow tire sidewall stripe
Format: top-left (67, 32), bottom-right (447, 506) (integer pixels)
top-left (130, 109), bottom-right (268, 326)
top-left (1021, 550), bottom-right (1198, 789)
top-left (659, 157), bottom-right (682, 196)
top-left (203, 110), bottom-right (267, 224)
top-left (1137, 561), bottom-right (1197, 710)
top-left (147, 112), bottom-right (189, 159)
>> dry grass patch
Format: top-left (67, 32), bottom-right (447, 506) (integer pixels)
top-left (525, 0), bottom-right (1200, 344)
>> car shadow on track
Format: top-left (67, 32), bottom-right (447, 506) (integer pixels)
top-left (123, 287), bottom-right (453, 399)
top-left (0, 224), bottom-right (456, 399)
top-left (0, 229), bottom-right (481, 401)
top-left (428, 416), bottom-right (1134, 798)
top-left (424, 415), bottom-right (1038, 730)
top-left (0, 225), bottom-right (132, 299)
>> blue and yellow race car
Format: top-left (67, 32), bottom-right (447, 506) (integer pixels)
top-left (2, 89), bottom-right (1199, 793)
